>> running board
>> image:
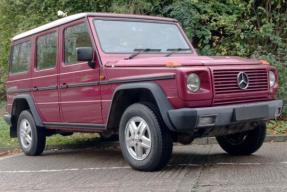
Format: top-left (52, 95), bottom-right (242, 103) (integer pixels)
top-left (43, 122), bottom-right (106, 132)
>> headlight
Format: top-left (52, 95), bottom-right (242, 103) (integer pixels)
top-left (187, 73), bottom-right (200, 92)
top-left (269, 71), bottom-right (276, 88)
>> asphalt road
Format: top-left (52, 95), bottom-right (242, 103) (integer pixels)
top-left (0, 142), bottom-right (287, 192)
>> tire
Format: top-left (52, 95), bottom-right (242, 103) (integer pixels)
top-left (119, 103), bottom-right (173, 171)
top-left (216, 121), bottom-right (266, 155)
top-left (17, 110), bottom-right (46, 156)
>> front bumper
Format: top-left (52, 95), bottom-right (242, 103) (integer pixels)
top-left (168, 100), bottom-right (283, 132)
top-left (3, 114), bottom-right (11, 125)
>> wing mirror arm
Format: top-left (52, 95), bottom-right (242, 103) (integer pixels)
top-left (88, 60), bottom-right (96, 69)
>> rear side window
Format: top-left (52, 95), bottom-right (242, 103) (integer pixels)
top-left (10, 41), bottom-right (31, 73)
top-left (64, 23), bottom-right (92, 64)
top-left (37, 32), bottom-right (57, 70)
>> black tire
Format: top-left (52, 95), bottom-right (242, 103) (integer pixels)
top-left (216, 121), bottom-right (266, 155)
top-left (17, 110), bottom-right (46, 156)
top-left (119, 103), bottom-right (173, 171)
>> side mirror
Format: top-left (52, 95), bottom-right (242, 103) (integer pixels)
top-left (76, 47), bottom-right (96, 68)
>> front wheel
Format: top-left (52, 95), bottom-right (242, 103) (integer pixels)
top-left (216, 121), bottom-right (266, 155)
top-left (17, 110), bottom-right (46, 156)
top-left (119, 103), bottom-right (173, 171)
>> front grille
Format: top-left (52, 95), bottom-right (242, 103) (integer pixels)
top-left (213, 68), bottom-right (269, 105)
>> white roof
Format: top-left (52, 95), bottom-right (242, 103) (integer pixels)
top-left (12, 12), bottom-right (177, 41)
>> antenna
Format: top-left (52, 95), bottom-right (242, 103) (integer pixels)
top-left (57, 10), bottom-right (68, 17)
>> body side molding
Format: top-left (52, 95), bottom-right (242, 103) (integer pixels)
top-left (6, 74), bottom-right (175, 93)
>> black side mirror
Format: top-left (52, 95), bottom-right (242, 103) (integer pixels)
top-left (76, 47), bottom-right (96, 68)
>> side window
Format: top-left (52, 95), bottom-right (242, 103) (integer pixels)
top-left (37, 32), bottom-right (57, 70)
top-left (64, 23), bottom-right (92, 64)
top-left (10, 41), bottom-right (31, 73)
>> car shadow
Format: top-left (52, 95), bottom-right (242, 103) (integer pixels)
top-left (41, 141), bottom-right (273, 170)
top-left (169, 152), bottom-right (270, 166)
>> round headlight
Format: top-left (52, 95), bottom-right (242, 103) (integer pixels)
top-left (269, 71), bottom-right (276, 88)
top-left (187, 73), bottom-right (200, 92)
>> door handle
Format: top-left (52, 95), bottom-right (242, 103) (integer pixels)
top-left (60, 83), bottom-right (68, 89)
top-left (32, 86), bottom-right (38, 91)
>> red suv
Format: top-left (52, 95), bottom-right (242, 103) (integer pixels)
top-left (3, 13), bottom-right (283, 171)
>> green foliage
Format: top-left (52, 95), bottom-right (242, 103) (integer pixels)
top-left (0, 118), bottom-right (18, 147)
top-left (268, 120), bottom-right (287, 135)
top-left (0, 0), bottom-right (286, 114)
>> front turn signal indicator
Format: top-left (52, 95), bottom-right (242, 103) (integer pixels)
top-left (100, 74), bottom-right (105, 80)
top-left (165, 61), bottom-right (181, 68)
top-left (260, 60), bottom-right (270, 65)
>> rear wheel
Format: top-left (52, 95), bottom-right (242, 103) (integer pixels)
top-left (17, 110), bottom-right (46, 156)
top-left (119, 103), bottom-right (173, 171)
top-left (216, 121), bottom-right (266, 155)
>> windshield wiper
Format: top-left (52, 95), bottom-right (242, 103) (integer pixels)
top-left (165, 48), bottom-right (191, 57)
top-left (125, 48), bottom-right (161, 60)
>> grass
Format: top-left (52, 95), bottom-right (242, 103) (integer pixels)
top-left (0, 119), bottom-right (18, 148)
top-left (267, 120), bottom-right (287, 135)
top-left (0, 100), bottom-right (5, 116)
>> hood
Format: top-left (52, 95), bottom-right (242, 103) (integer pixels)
top-left (104, 56), bottom-right (262, 68)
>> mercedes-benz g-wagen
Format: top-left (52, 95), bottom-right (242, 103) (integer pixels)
top-left (3, 13), bottom-right (283, 171)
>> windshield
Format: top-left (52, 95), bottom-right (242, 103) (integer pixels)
top-left (93, 19), bottom-right (191, 53)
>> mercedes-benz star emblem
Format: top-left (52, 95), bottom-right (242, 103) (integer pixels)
top-left (237, 72), bottom-right (249, 89)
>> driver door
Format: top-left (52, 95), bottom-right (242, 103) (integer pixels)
top-left (59, 20), bottom-right (102, 124)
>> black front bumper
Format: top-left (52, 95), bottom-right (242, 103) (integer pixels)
top-left (168, 100), bottom-right (283, 132)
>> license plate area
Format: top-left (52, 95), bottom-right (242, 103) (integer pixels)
top-left (234, 105), bottom-right (268, 121)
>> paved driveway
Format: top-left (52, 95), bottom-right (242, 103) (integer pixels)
top-left (0, 142), bottom-right (287, 192)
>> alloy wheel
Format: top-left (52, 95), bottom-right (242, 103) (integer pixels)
top-left (19, 118), bottom-right (33, 149)
top-left (125, 116), bottom-right (152, 161)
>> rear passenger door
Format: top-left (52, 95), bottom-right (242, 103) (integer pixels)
top-left (32, 30), bottom-right (60, 122)
top-left (59, 20), bottom-right (102, 124)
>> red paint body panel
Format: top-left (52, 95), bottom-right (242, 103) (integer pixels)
top-left (59, 65), bottom-right (102, 123)
top-left (5, 13), bottom-right (279, 131)
top-left (32, 69), bottom-right (60, 122)
top-left (31, 30), bottom-right (60, 122)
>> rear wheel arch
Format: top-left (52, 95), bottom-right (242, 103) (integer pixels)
top-left (10, 94), bottom-right (43, 137)
top-left (106, 83), bottom-right (175, 131)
